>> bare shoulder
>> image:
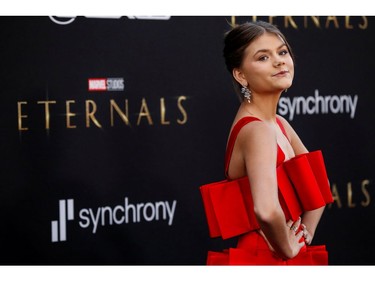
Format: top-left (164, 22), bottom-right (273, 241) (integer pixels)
top-left (276, 114), bottom-right (295, 138)
top-left (237, 120), bottom-right (277, 148)
top-left (276, 114), bottom-right (293, 130)
top-left (276, 114), bottom-right (308, 154)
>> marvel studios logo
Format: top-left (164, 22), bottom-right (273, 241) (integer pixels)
top-left (88, 78), bottom-right (124, 92)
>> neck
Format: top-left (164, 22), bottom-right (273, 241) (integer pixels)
top-left (242, 91), bottom-right (282, 122)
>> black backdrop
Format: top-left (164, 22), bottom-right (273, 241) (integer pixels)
top-left (0, 16), bottom-right (374, 265)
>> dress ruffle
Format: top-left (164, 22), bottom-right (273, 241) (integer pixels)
top-left (206, 245), bottom-right (328, 265)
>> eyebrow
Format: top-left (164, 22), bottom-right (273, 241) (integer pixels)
top-left (253, 43), bottom-right (287, 57)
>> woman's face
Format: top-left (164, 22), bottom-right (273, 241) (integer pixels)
top-left (236, 32), bottom-right (294, 94)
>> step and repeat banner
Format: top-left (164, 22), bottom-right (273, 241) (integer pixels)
top-left (0, 16), bottom-right (373, 265)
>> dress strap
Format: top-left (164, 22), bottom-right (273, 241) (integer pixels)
top-left (225, 117), bottom-right (261, 177)
top-left (225, 116), bottom-right (288, 177)
top-left (276, 117), bottom-right (288, 139)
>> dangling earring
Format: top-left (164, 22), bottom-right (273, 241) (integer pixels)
top-left (241, 85), bottom-right (251, 103)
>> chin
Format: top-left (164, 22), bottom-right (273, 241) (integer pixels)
top-left (282, 81), bottom-right (293, 90)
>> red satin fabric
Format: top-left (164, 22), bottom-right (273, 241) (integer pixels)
top-left (206, 232), bottom-right (328, 265)
top-left (200, 117), bottom-right (333, 265)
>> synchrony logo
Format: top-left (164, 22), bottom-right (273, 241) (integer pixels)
top-left (51, 197), bottom-right (177, 242)
top-left (278, 89), bottom-right (359, 121)
top-left (51, 199), bottom-right (74, 242)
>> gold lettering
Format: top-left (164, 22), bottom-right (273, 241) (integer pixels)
top-left (160, 98), bottom-right (170, 125)
top-left (137, 98), bottom-right (153, 125)
top-left (37, 100), bottom-right (56, 129)
top-left (231, 16), bottom-right (236, 27)
top-left (17, 101), bottom-right (28, 131)
top-left (361, 179), bottom-right (371, 207)
top-left (110, 99), bottom-right (130, 127)
top-left (18, 97), bottom-right (188, 130)
top-left (325, 16), bottom-right (339, 29)
top-left (345, 16), bottom-right (354, 29)
top-left (330, 184), bottom-right (342, 208)
top-left (177, 96), bottom-right (188, 125)
top-left (231, 16), bottom-right (368, 31)
top-left (66, 100), bottom-right (77, 129)
top-left (347, 182), bottom-right (356, 208)
top-left (85, 100), bottom-right (102, 128)
top-left (304, 16), bottom-right (321, 28)
top-left (268, 16), bottom-right (277, 25)
top-left (359, 16), bottom-right (368, 29)
top-left (284, 16), bottom-right (298, 29)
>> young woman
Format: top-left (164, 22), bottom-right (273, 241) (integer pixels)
top-left (201, 21), bottom-right (333, 265)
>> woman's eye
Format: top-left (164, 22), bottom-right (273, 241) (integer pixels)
top-left (280, 50), bottom-right (288, 55)
top-left (259, 56), bottom-right (268, 61)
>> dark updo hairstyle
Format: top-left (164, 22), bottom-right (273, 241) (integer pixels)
top-left (223, 21), bottom-right (295, 102)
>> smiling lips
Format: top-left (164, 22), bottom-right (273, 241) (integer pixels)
top-left (272, 70), bottom-right (289, 77)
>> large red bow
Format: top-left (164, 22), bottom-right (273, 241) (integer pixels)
top-left (200, 150), bottom-right (333, 239)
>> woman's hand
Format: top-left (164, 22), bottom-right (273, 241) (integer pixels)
top-left (301, 223), bottom-right (312, 245)
top-left (285, 217), bottom-right (305, 259)
top-left (287, 218), bottom-right (313, 246)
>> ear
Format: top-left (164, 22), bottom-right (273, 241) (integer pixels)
top-left (232, 68), bottom-right (247, 87)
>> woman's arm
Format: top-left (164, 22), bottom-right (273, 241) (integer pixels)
top-left (301, 206), bottom-right (325, 244)
top-left (277, 115), bottom-right (325, 244)
top-left (239, 121), bottom-right (304, 259)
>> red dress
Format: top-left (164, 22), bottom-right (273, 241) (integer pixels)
top-left (200, 117), bottom-right (333, 265)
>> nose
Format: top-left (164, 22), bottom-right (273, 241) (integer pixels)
top-left (274, 60), bottom-right (285, 67)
